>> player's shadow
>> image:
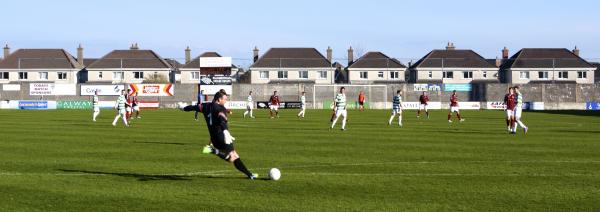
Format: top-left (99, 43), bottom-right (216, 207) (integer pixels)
top-left (58, 169), bottom-right (191, 181)
top-left (528, 110), bottom-right (600, 117)
top-left (133, 141), bottom-right (189, 146)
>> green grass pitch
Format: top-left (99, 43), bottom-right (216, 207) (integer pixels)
top-left (1, 109), bottom-right (599, 211)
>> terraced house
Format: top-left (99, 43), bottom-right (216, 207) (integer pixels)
top-left (85, 44), bottom-right (172, 83)
top-left (501, 47), bottom-right (595, 84)
top-left (346, 51), bottom-right (407, 84)
top-left (0, 45), bottom-right (81, 84)
top-left (249, 47), bottom-right (335, 84)
top-left (410, 43), bottom-right (499, 83)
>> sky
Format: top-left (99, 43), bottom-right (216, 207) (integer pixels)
top-left (2, 0), bottom-right (600, 67)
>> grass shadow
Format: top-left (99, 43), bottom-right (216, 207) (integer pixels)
top-left (59, 169), bottom-right (191, 181)
top-left (133, 141), bottom-right (190, 146)
top-left (528, 110), bottom-right (600, 117)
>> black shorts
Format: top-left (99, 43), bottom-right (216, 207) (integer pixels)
top-left (211, 133), bottom-right (234, 153)
top-left (359, 101), bottom-right (364, 106)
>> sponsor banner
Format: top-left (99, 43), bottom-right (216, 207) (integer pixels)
top-left (284, 102), bottom-right (302, 109)
top-left (444, 84), bottom-right (472, 92)
top-left (413, 84), bottom-right (441, 92)
top-left (138, 101), bottom-right (160, 109)
top-left (457, 102), bottom-right (481, 110)
top-left (18, 100), bottom-right (57, 110)
top-left (81, 85), bottom-right (125, 96)
top-left (57, 101), bottom-right (93, 109)
top-left (323, 100), bottom-right (368, 110)
top-left (129, 84), bottom-right (174, 96)
top-left (523, 102), bottom-right (544, 110)
top-left (226, 101), bottom-right (248, 109)
top-left (2, 84), bottom-right (21, 91)
top-left (486, 101), bottom-right (506, 110)
top-left (586, 102), bottom-right (600, 110)
top-left (199, 85), bottom-right (232, 95)
top-left (200, 57), bottom-right (232, 67)
top-left (200, 75), bottom-right (233, 85)
top-left (256, 101), bottom-right (270, 109)
top-left (401, 102), bottom-right (442, 110)
top-left (256, 101), bottom-right (300, 109)
top-left (30, 83), bottom-right (76, 96)
top-left (1, 100), bottom-right (19, 109)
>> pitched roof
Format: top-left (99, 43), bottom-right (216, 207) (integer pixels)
top-left (347, 52), bottom-right (406, 69)
top-left (250, 48), bottom-right (331, 68)
top-left (411, 49), bottom-right (496, 69)
top-left (164, 58), bottom-right (183, 69)
top-left (83, 58), bottom-right (98, 67)
top-left (183, 52), bottom-right (222, 68)
top-left (0, 49), bottom-right (79, 69)
top-left (87, 50), bottom-right (171, 69)
top-left (501, 48), bottom-right (594, 69)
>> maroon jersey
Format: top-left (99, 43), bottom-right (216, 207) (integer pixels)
top-left (131, 96), bottom-right (139, 106)
top-left (419, 95), bottom-right (429, 105)
top-left (450, 94), bottom-right (459, 107)
top-left (506, 94), bottom-right (517, 110)
top-left (270, 95), bottom-right (280, 106)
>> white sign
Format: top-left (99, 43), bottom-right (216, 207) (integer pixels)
top-left (200, 57), bottom-right (232, 67)
top-left (2, 84), bottom-right (20, 91)
top-left (200, 85), bottom-right (232, 96)
top-left (457, 102), bottom-right (481, 110)
top-left (81, 85), bottom-right (125, 96)
top-left (401, 102), bottom-right (442, 110)
top-left (226, 101), bottom-right (247, 109)
top-left (29, 83), bottom-right (76, 96)
top-left (486, 102), bottom-right (506, 110)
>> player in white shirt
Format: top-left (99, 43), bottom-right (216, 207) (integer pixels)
top-left (92, 90), bottom-right (100, 122)
top-left (388, 90), bottom-right (403, 126)
top-left (243, 91), bottom-right (255, 118)
top-left (330, 87), bottom-right (347, 131)
top-left (512, 86), bottom-right (528, 134)
top-left (297, 91), bottom-right (306, 118)
top-left (112, 90), bottom-right (129, 127)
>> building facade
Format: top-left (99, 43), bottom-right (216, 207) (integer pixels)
top-left (249, 47), bottom-right (335, 84)
top-left (347, 51), bottom-right (407, 84)
top-left (0, 46), bottom-right (81, 84)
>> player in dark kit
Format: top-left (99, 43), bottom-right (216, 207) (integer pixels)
top-left (417, 91), bottom-right (430, 118)
top-left (181, 91), bottom-right (257, 179)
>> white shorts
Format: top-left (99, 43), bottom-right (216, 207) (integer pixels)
top-left (270, 105), bottom-right (279, 111)
top-left (392, 108), bottom-right (402, 115)
top-left (133, 106), bottom-right (140, 111)
top-left (450, 106), bottom-right (459, 113)
top-left (506, 109), bottom-right (514, 118)
top-left (514, 108), bottom-right (523, 118)
top-left (301, 105), bottom-right (306, 110)
top-left (419, 104), bottom-right (428, 111)
top-left (118, 109), bottom-right (126, 115)
top-left (94, 106), bottom-right (100, 112)
top-left (126, 107), bottom-right (132, 112)
top-left (335, 109), bottom-right (347, 118)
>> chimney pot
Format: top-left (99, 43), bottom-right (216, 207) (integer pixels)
top-left (502, 47), bottom-right (509, 59)
top-left (253, 46), bottom-right (259, 63)
top-left (573, 46), bottom-right (580, 56)
top-left (2, 44), bottom-right (9, 59)
top-left (446, 42), bottom-right (455, 50)
top-left (326, 46), bottom-right (333, 64)
top-left (347, 46), bottom-right (354, 66)
top-left (185, 46), bottom-right (191, 63)
top-left (77, 44), bottom-right (84, 66)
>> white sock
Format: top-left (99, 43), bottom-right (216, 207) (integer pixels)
top-left (517, 120), bottom-right (526, 128)
top-left (399, 115), bottom-right (402, 125)
top-left (122, 116), bottom-right (128, 126)
top-left (250, 110), bottom-right (253, 117)
top-left (93, 111), bottom-right (99, 121)
top-left (341, 116), bottom-right (346, 129)
top-left (243, 111), bottom-right (248, 117)
top-left (331, 116), bottom-right (339, 128)
top-left (388, 115), bottom-right (394, 124)
top-left (112, 115), bottom-right (120, 125)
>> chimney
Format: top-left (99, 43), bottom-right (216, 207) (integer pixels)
top-left (495, 56), bottom-right (501, 67)
top-left (253, 46), bottom-right (259, 62)
top-left (185, 46), bottom-right (191, 63)
top-left (446, 42), bottom-right (455, 50)
top-left (130, 43), bottom-right (139, 50)
top-left (3, 44), bottom-right (9, 59)
top-left (347, 46), bottom-right (354, 65)
top-left (572, 46), bottom-right (580, 56)
top-left (77, 44), bottom-right (84, 65)
top-left (502, 47), bottom-right (509, 59)
top-left (326, 46), bottom-right (332, 63)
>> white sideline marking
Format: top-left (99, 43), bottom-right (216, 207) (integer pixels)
top-left (1, 160), bottom-right (599, 177)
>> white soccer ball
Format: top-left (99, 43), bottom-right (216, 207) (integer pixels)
top-left (268, 168), bottom-right (281, 181)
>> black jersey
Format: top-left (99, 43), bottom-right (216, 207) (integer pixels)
top-left (199, 102), bottom-right (229, 140)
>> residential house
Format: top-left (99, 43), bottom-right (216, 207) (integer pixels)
top-left (346, 51), bottom-right (407, 84)
top-left (249, 47), bottom-right (335, 84)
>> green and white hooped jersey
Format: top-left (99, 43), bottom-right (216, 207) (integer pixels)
top-left (93, 95), bottom-right (99, 107)
top-left (116, 95), bottom-right (126, 110)
top-left (247, 95), bottom-right (253, 104)
top-left (300, 96), bottom-right (306, 106)
top-left (334, 93), bottom-right (346, 110)
top-left (393, 95), bottom-right (402, 109)
top-left (516, 92), bottom-right (523, 107)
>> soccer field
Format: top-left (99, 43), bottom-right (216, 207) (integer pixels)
top-left (1, 109), bottom-right (599, 211)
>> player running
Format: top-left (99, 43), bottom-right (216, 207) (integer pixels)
top-left (297, 91), bottom-right (306, 118)
top-left (330, 87), bottom-right (347, 131)
top-left (503, 87), bottom-right (512, 131)
top-left (512, 86), bottom-right (528, 134)
top-left (506, 87), bottom-right (517, 134)
top-left (92, 90), bottom-right (100, 122)
top-left (112, 90), bottom-right (129, 127)
top-left (269, 91), bottom-right (280, 118)
top-left (388, 90), bottom-right (403, 126)
top-left (125, 88), bottom-right (132, 121)
top-left (131, 93), bottom-right (141, 119)
top-left (448, 90), bottom-right (465, 123)
top-left (417, 91), bottom-right (430, 118)
top-left (243, 91), bottom-right (255, 118)
top-left (358, 91), bottom-right (366, 111)
top-left (195, 89), bottom-right (204, 121)
top-left (181, 91), bottom-right (257, 180)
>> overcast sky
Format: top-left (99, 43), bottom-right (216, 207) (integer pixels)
top-left (3, 0), bottom-right (600, 67)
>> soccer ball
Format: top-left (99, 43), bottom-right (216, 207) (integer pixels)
top-left (268, 168), bottom-right (281, 181)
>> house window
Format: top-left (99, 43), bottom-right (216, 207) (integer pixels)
top-left (0, 72), bottom-right (8, 79)
top-left (113, 72), bottom-right (124, 80)
top-left (577, 71), bottom-right (587, 79)
top-left (259, 71), bottom-right (268, 79)
top-left (98, 72), bottom-right (103, 79)
top-left (191, 72), bottom-right (200, 80)
top-left (462, 71), bottom-right (473, 79)
top-left (318, 71), bottom-right (327, 79)
top-left (428, 71), bottom-right (433, 78)
top-left (519, 71), bottom-right (529, 79)
top-left (19, 72), bottom-right (28, 80)
top-left (482, 71), bottom-right (488, 78)
top-left (443, 71), bottom-right (453, 79)
top-left (277, 70), bottom-right (288, 79)
top-left (299, 71), bottom-right (308, 79)
top-left (390, 71), bottom-right (399, 79)
top-left (39, 72), bottom-right (48, 80)
top-left (57, 72), bottom-right (67, 80)
top-left (134, 71), bottom-right (144, 79)
top-left (538, 71), bottom-right (548, 79)
top-left (360, 71), bottom-right (368, 79)
top-left (378, 71), bottom-right (384, 78)
top-left (558, 71), bottom-right (568, 79)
